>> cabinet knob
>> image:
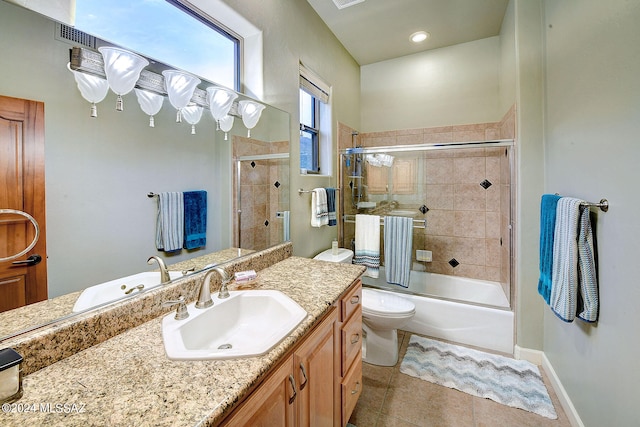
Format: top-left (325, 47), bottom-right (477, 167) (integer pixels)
top-left (299, 363), bottom-right (308, 390)
top-left (351, 381), bottom-right (361, 395)
top-left (351, 333), bottom-right (360, 345)
top-left (288, 374), bottom-right (297, 404)
top-left (350, 295), bottom-right (360, 304)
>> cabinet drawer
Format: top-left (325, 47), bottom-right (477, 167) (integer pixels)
top-left (340, 305), bottom-right (362, 377)
top-left (341, 351), bottom-right (362, 427)
top-left (341, 279), bottom-right (362, 322)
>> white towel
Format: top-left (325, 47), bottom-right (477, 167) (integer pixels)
top-left (551, 197), bottom-right (581, 322)
top-left (310, 188), bottom-right (329, 227)
top-left (283, 210), bottom-right (290, 241)
top-left (354, 214), bottom-right (380, 278)
top-left (155, 192), bottom-right (184, 252)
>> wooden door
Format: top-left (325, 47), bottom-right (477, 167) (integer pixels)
top-left (295, 307), bottom-right (337, 427)
top-left (0, 95), bottom-right (47, 312)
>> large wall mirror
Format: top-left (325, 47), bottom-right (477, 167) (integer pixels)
top-left (0, 0), bottom-right (290, 340)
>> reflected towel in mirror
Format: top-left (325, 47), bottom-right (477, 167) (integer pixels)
top-left (155, 192), bottom-right (184, 252)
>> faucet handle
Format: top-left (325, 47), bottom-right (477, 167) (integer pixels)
top-left (162, 295), bottom-right (189, 320)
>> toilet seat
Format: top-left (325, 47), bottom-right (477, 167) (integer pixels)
top-left (362, 288), bottom-right (415, 317)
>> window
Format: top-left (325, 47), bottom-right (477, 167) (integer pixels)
top-left (74, 0), bottom-right (241, 91)
top-left (299, 63), bottom-right (331, 175)
top-left (300, 89), bottom-right (320, 173)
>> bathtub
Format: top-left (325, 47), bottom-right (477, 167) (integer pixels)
top-left (362, 268), bottom-right (514, 354)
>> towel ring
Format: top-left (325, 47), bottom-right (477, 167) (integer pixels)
top-left (0, 209), bottom-right (40, 262)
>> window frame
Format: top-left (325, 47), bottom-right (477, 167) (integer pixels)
top-left (300, 88), bottom-right (321, 174)
top-left (167, 0), bottom-right (242, 91)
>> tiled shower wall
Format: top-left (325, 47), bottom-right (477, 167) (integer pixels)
top-left (339, 105), bottom-right (516, 300)
top-left (232, 136), bottom-right (289, 251)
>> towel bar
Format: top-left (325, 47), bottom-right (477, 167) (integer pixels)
top-left (342, 214), bottom-right (426, 229)
top-left (581, 199), bottom-right (609, 212)
top-left (298, 188), bottom-right (341, 195)
top-left (554, 194), bottom-right (609, 212)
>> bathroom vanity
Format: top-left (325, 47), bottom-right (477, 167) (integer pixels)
top-left (0, 248), bottom-right (364, 426)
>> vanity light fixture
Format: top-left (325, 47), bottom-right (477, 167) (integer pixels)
top-left (219, 115), bottom-right (234, 140)
top-left (162, 70), bottom-right (201, 123)
top-left (134, 88), bottom-right (164, 127)
top-left (238, 100), bottom-right (265, 138)
top-left (206, 87), bottom-right (239, 130)
top-left (182, 104), bottom-right (204, 135)
top-left (66, 63), bottom-right (109, 118)
top-left (98, 47), bottom-right (149, 111)
top-left (410, 31), bottom-right (430, 43)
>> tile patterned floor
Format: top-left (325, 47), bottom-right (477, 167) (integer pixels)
top-left (349, 331), bottom-right (573, 427)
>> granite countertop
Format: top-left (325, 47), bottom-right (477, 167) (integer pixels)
top-left (1, 257), bottom-right (365, 427)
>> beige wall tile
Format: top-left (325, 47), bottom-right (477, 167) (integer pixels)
top-left (425, 209), bottom-right (454, 236)
top-left (426, 184), bottom-right (454, 210)
top-left (454, 184), bottom-right (486, 211)
top-left (454, 157), bottom-right (486, 183)
top-left (454, 211), bottom-right (486, 238)
top-left (426, 158), bottom-right (454, 184)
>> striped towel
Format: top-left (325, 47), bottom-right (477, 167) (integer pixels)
top-left (354, 214), bottom-right (380, 278)
top-left (550, 197), bottom-right (583, 322)
top-left (384, 216), bottom-right (413, 287)
top-left (577, 207), bottom-right (598, 322)
top-left (155, 192), bottom-right (184, 253)
top-left (326, 188), bottom-right (337, 226)
top-left (310, 188), bottom-right (328, 227)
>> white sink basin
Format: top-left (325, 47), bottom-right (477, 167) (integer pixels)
top-left (162, 290), bottom-right (307, 360)
top-left (72, 271), bottom-right (183, 312)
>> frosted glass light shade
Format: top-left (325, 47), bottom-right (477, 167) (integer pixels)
top-left (238, 100), bottom-right (265, 137)
top-left (162, 70), bottom-right (201, 123)
top-left (134, 89), bottom-right (164, 127)
top-left (67, 63), bottom-right (109, 117)
top-left (219, 115), bottom-right (234, 140)
top-left (182, 104), bottom-right (203, 135)
top-left (206, 87), bottom-right (238, 129)
top-left (98, 47), bottom-right (149, 111)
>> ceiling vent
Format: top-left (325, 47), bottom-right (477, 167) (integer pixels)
top-left (55, 23), bottom-right (96, 49)
top-left (332, 0), bottom-right (365, 10)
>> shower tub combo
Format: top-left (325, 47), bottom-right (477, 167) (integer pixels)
top-left (339, 140), bottom-right (515, 354)
top-left (362, 268), bottom-right (513, 353)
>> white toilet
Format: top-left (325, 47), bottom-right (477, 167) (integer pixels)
top-left (312, 247), bottom-right (354, 264)
top-left (312, 247), bottom-right (416, 367)
top-left (361, 288), bottom-right (415, 366)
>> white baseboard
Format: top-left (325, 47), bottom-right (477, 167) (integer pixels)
top-left (514, 346), bottom-right (584, 427)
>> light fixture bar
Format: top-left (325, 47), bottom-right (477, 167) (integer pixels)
top-left (69, 46), bottom-right (239, 116)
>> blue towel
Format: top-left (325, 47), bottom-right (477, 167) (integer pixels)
top-left (577, 207), bottom-right (598, 322)
top-left (538, 194), bottom-right (561, 304)
top-left (550, 197), bottom-right (582, 322)
top-left (326, 187), bottom-right (337, 226)
top-left (384, 216), bottom-right (413, 288)
top-left (155, 192), bottom-right (183, 253)
top-left (183, 190), bottom-right (207, 250)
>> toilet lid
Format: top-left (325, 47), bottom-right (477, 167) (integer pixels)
top-left (362, 288), bottom-right (415, 316)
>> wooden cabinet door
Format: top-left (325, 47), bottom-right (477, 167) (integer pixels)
top-left (392, 158), bottom-right (417, 194)
top-left (294, 307), bottom-right (337, 427)
top-left (0, 95), bottom-right (47, 312)
top-left (366, 163), bottom-right (388, 194)
top-left (220, 354), bottom-right (295, 427)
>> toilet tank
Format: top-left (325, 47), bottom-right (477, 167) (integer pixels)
top-left (313, 248), bottom-right (354, 263)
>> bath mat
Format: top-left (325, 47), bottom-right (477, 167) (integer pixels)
top-left (400, 335), bottom-right (557, 419)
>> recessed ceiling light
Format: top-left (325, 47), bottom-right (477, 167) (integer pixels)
top-left (410, 31), bottom-right (430, 43)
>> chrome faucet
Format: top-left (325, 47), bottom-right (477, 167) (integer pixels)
top-left (197, 267), bottom-right (231, 309)
top-left (147, 256), bottom-right (171, 283)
